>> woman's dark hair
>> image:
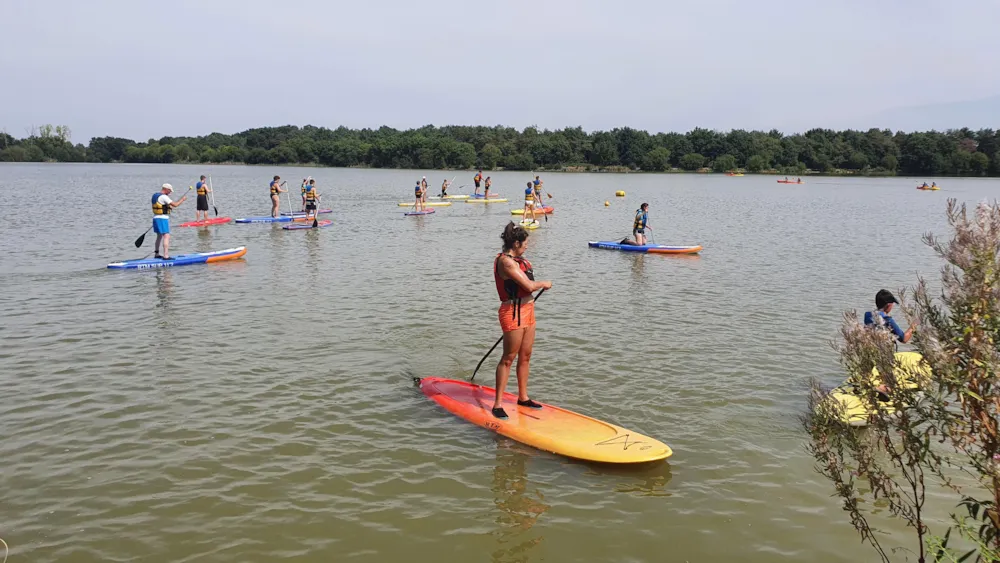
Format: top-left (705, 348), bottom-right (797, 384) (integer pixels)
top-left (273, 175), bottom-right (280, 181)
top-left (500, 221), bottom-right (529, 251)
top-left (526, 181), bottom-right (533, 188)
top-left (640, 202), bottom-right (649, 210)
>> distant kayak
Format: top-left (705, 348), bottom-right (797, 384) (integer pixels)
top-left (588, 241), bottom-right (703, 254)
top-left (178, 217), bottom-right (233, 227)
top-left (777, 180), bottom-right (803, 184)
top-left (283, 220), bottom-right (332, 230)
top-left (418, 377), bottom-right (672, 463)
top-left (511, 206), bottom-right (554, 215)
top-left (397, 201), bottom-right (452, 207)
top-left (404, 209), bottom-right (436, 216)
top-left (466, 198), bottom-right (508, 204)
top-left (108, 247), bottom-right (247, 270)
top-left (916, 186), bottom-right (940, 191)
top-left (726, 173), bottom-right (745, 177)
top-left (280, 209), bottom-right (332, 216)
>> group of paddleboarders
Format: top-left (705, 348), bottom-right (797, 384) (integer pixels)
top-left (266, 175), bottom-right (321, 219)
top-left (473, 170), bottom-right (494, 198)
top-left (521, 176), bottom-right (546, 225)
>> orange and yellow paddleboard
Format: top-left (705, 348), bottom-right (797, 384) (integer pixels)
top-left (418, 377), bottom-right (672, 463)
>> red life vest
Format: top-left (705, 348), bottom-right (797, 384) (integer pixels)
top-left (494, 253), bottom-right (534, 302)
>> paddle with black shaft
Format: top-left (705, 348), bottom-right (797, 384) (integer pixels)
top-left (470, 289), bottom-right (546, 383)
top-left (134, 187), bottom-right (191, 247)
top-left (209, 175), bottom-right (218, 216)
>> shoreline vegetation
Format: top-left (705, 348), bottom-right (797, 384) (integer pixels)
top-left (2, 123), bottom-right (999, 177)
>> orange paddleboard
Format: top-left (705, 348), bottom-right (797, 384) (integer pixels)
top-left (418, 377), bottom-right (672, 463)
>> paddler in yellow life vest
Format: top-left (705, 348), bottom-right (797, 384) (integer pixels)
top-left (300, 176), bottom-right (312, 211)
top-left (484, 176), bottom-right (492, 199)
top-left (474, 170), bottom-right (483, 195)
top-left (303, 179), bottom-right (320, 220)
top-left (151, 183), bottom-right (188, 260)
top-left (194, 175), bottom-right (211, 222)
top-left (633, 203), bottom-right (652, 245)
top-left (269, 175), bottom-right (286, 218)
top-left (533, 178), bottom-right (544, 208)
top-left (523, 181), bottom-right (538, 225)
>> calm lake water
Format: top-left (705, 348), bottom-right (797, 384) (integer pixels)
top-left (0, 163), bottom-right (994, 562)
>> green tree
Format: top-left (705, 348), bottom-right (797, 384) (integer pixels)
top-left (640, 147), bottom-right (671, 172)
top-left (711, 154), bottom-right (738, 173)
top-left (679, 153), bottom-right (705, 170)
top-left (746, 154), bottom-right (769, 172)
top-left (0, 146), bottom-right (28, 162)
top-left (881, 154), bottom-right (898, 172)
top-left (479, 143), bottom-right (502, 169)
top-left (970, 152), bottom-right (989, 176)
top-left (589, 133), bottom-right (619, 167)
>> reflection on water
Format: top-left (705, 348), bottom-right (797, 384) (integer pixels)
top-left (490, 440), bottom-right (549, 563)
top-left (154, 269), bottom-right (174, 310)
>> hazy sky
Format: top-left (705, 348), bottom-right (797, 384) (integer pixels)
top-left (3, 0), bottom-right (999, 142)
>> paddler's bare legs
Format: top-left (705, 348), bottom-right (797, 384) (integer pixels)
top-left (494, 326), bottom-right (535, 409)
top-left (155, 233), bottom-right (171, 259)
top-left (271, 195), bottom-right (280, 218)
top-left (494, 328), bottom-right (524, 410)
top-left (515, 325), bottom-right (536, 401)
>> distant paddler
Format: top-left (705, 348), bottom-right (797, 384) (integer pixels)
top-left (522, 181), bottom-right (538, 225)
top-left (303, 179), bottom-right (320, 221)
top-left (269, 175), bottom-right (286, 218)
top-left (151, 183), bottom-right (188, 260)
top-left (474, 169), bottom-right (483, 195)
top-left (300, 176), bottom-right (312, 211)
top-left (194, 175), bottom-right (212, 222)
top-left (484, 176), bottom-right (492, 199)
top-left (440, 178), bottom-right (452, 198)
top-left (421, 176), bottom-right (429, 205)
top-left (633, 202), bottom-right (652, 245)
top-left (491, 221), bottom-right (552, 419)
top-left (414, 180), bottom-right (425, 212)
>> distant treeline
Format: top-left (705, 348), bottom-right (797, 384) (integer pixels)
top-left (3, 124), bottom-right (1000, 176)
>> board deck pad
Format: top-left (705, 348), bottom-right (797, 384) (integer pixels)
top-left (419, 377), bottom-right (672, 463)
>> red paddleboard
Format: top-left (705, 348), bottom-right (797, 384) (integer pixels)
top-left (418, 377), bottom-right (672, 463)
top-left (178, 217), bottom-right (233, 227)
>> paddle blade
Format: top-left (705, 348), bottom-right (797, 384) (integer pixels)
top-left (213, 206), bottom-right (219, 217)
top-left (134, 233), bottom-right (146, 248)
top-left (312, 216), bottom-right (318, 228)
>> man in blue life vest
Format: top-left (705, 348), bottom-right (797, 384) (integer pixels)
top-left (863, 289), bottom-right (913, 344)
top-left (151, 183), bottom-right (187, 260)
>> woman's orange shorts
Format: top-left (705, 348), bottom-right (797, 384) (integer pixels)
top-left (499, 302), bottom-right (535, 333)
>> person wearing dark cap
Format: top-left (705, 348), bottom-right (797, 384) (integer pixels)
top-left (863, 289), bottom-right (913, 344)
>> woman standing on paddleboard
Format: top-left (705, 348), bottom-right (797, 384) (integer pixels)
top-left (269, 175), bottom-right (285, 218)
top-left (492, 222), bottom-right (552, 419)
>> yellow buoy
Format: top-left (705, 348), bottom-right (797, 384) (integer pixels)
top-left (604, 201), bottom-right (610, 206)
top-left (615, 190), bottom-right (626, 197)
